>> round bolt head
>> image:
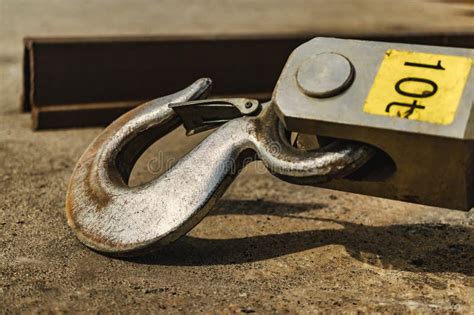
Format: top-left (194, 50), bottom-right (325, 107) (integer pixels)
top-left (296, 52), bottom-right (354, 98)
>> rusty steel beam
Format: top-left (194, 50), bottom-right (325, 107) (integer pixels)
top-left (22, 33), bottom-right (474, 129)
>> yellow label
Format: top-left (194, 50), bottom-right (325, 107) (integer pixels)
top-left (364, 50), bottom-right (472, 125)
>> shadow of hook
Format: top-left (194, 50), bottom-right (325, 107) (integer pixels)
top-left (127, 199), bottom-right (473, 276)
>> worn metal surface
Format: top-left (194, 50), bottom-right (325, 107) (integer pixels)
top-left (296, 52), bottom-right (354, 97)
top-left (66, 36), bottom-right (474, 256)
top-left (275, 38), bottom-right (474, 139)
top-left (66, 79), bottom-right (373, 256)
top-left (23, 33), bottom-right (474, 130)
top-left (274, 37), bottom-right (474, 210)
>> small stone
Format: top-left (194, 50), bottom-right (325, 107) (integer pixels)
top-left (240, 307), bottom-right (255, 313)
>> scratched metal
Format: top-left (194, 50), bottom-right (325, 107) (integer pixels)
top-left (66, 78), bottom-right (374, 256)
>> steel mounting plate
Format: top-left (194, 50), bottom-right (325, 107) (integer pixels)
top-left (273, 37), bottom-right (474, 139)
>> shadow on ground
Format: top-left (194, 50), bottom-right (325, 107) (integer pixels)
top-left (129, 199), bottom-right (473, 276)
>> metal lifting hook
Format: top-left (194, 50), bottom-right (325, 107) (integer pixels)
top-left (66, 78), bottom-right (374, 256)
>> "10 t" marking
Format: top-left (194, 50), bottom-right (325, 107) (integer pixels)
top-left (385, 60), bottom-right (445, 118)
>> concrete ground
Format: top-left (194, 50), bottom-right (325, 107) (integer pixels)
top-left (1, 1), bottom-right (473, 313)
